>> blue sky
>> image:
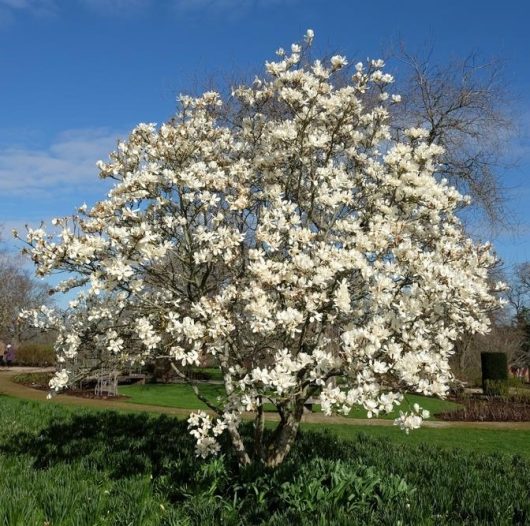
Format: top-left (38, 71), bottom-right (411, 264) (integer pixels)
top-left (1, 0), bottom-right (530, 271)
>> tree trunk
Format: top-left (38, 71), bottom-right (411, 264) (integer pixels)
top-left (227, 424), bottom-right (251, 467)
top-left (253, 397), bottom-right (265, 461)
top-left (263, 401), bottom-right (304, 468)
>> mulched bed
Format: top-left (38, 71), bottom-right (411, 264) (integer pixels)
top-left (437, 395), bottom-right (530, 422)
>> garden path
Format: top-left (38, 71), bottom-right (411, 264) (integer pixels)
top-left (1, 368), bottom-right (530, 430)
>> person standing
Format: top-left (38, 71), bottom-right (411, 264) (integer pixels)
top-left (0, 341), bottom-right (5, 366)
top-left (5, 344), bottom-right (14, 366)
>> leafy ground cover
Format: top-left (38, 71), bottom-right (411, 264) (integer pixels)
top-left (118, 383), bottom-right (461, 420)
top-left (12, 371), bottom-right (54, 385)
top-left (0, 395), bottom-right (529, 525)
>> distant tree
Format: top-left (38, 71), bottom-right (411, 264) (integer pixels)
top-left (452, 262), bottom-right (530, 381)
top-left (509, 263), bottom-right (530, 368)
top-left (508, 262), bottom-right (530, 314)
top-left (390, 46), bottom-right (515, 227)
top-left (451, 261), bottom-right (510, 379)
top-left (0, 230), bottom-right (49, 342)
top-left (451, 322), bottom-right (525, 383)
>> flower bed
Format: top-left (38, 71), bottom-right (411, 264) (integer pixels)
top-left (437, 395), bottom-right (530, 422)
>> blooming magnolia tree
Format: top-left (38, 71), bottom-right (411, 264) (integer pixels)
top-left (19, 31), bottom-right (501, 467)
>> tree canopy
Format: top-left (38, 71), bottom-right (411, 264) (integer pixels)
top-left (20, 31), bottom-right (501, 467)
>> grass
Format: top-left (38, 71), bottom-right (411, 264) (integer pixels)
top-left (0, 397), bottom-right (175, 525)
top-left (120, 382), bottom-right (224, 410)
top-left (119, 382), bottom-right (461, 420)
top-left (116, 384), bottom-right (530, 458)
top-left (193, 367), bottom-right (223, 381)
top-left (0, 395), bottom-right (529, 524)
top-left (305, 422), bottom-right (530, 458)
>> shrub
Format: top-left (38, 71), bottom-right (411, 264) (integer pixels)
top-left (14, 343), bottom-right (55, 366)
top-left (481, 352), bottom-right (508, 395)
top-left (12, 372), bottom-right (53, 387)
top-left (483, 379), bottom-right (510, 397)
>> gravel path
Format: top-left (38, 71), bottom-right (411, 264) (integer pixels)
top-left (1, 368), bottom-right (530, 430)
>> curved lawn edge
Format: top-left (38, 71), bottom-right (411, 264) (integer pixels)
top-left (2, 368), bottom-right (530, 430)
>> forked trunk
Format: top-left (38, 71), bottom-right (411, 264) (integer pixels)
top-left (263, 401), bottom-right (304, 468)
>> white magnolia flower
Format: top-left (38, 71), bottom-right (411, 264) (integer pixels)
top-left (330, 55), bottom-right (348, 70)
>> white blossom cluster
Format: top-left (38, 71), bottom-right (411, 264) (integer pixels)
top-left (188, 411), bottom-right (227, 457)
top-left (394, 403), bottom-right (431, 434)
top-left (19, 30), bottom-right (502, 458)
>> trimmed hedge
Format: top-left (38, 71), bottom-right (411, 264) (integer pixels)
top-left (481, 352), bottom-right (508, 396)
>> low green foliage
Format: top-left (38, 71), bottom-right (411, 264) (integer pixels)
top-left (0, 396), bottom-right (529, 524)
top-left (484, 379), bottom-right (510, 397)
top-left (13, 371), bottom-right (54, 386)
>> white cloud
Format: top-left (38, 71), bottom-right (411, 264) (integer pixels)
top-left (78, 0), bottom-right (151, 15)
top-left (172, 0), bottom-right (297, 14)
top-left (0, 0), bottom-right (296, 21)
top-left (0, 0), bottom-right (56, 15)
top-left (0, 128), bottom-right (120, 198)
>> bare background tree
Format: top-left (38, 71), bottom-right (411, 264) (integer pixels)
top-left (451, 317), bottom-right (525, 383)
top-left (508, 263), bottom-right (530, 370)
top-left (0, 229), bottom-right (50, 343)
top-left (189, 43), bottom-right (517, 230)
top-left (508, 262), bottom-right (530, 315)
top-left (390, 45), bottom-right (516, 228)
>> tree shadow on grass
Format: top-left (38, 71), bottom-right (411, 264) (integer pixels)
top-left (3, 408), bottom-right (530, 525)
top-left (0, 407), bottom-right (368, 481)
top-left (2, 411), bottom-right (200, 481)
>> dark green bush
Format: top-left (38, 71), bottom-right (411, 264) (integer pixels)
top-left (14, 343), bottom-right (55, 366)
top-left (481, 352), bottom-right (508, 395)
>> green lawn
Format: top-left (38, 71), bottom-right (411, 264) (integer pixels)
top-left (313, 392), bottom-right (461, 419)
top-left (119, 382), bottom-right (461, 420)
top-left (306, 423), bottom-right (530, 458)
top-left (0, 395), bottom-right (529, 525)
top-left (120, 382), bottom-right (224, 410)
